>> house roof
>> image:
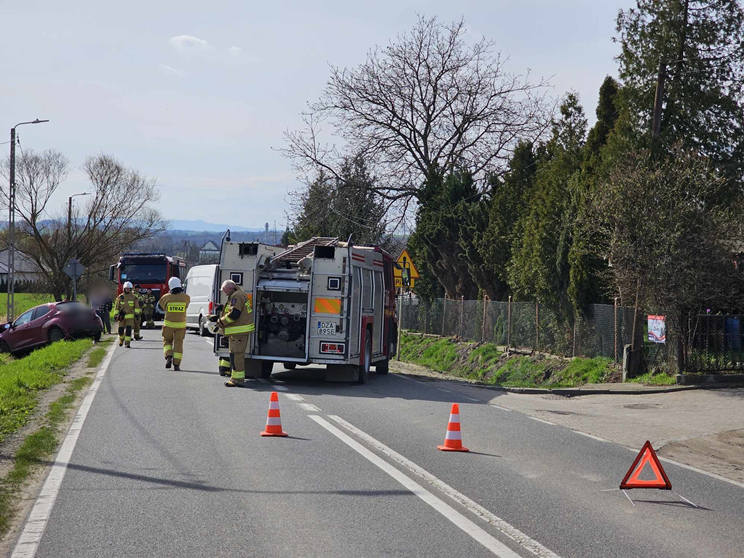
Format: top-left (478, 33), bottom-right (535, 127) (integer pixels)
top-left (0, 249), bottom-right (41, 274)
top-left (200, 240), bottom-right (219, 252)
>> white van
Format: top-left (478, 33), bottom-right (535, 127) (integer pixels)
top-left (183, 264), bottom-right (218, 336)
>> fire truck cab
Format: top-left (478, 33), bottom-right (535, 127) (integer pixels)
top-left (213, 237), bottom-right (398, 382)
top-left (109, 253), bottom-right (186, 318)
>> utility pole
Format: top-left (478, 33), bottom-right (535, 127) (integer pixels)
top-left (7, 119), bottom-right (49, 322)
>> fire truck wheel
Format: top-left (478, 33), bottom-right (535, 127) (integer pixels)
top-left (358, 335), bottom-right (371, 384)
top-left (261, 360), bottom-right (274, 379)
top-left (376, 339), bottom-right (394, 374)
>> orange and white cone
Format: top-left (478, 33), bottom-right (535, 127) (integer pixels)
top-left (437, 403), bottom-right (469, 452)
top-left (261, 392), bottom-right (288, 437)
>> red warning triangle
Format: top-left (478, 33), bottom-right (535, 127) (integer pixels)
top-left (620, 441), bottom-right (672, 490)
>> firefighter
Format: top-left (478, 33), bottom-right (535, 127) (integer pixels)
top-left (132, 285), bottom-right (144, 340)
top-left (158, 277), bottom-right (190, 371)
top-left (143, 288), bottom-right (156, 329)
top-left (115, 282), bottom-right (139, 348)
top-left (208, 280), bottom-right (254, 387)
top-left (214, 302), bottom-right (231, 376)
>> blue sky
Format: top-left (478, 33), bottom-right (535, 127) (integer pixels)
top-left (0, 0), bottom-right (632, 229)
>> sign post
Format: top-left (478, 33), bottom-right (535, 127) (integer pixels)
top-left (63, 258), bottom-right (85, 301)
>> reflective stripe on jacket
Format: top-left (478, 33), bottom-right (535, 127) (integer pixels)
top-left (219, 287), bottom-right (254, 336)
top-left (158, 292), bottom-right (191, 328)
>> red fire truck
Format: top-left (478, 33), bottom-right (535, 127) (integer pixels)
top-left (109, 253), bottom-right (186, 318)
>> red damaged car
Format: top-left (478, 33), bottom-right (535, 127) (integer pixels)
top-left (0, 301), bottom-right (103, 354)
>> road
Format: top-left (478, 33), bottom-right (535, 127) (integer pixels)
top-left (10, 331), bottom-right (744, 558)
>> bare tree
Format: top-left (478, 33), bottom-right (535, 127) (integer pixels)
top-left (1, 151), bottom-right (166, 300)
top-left (282, 16), bottom-right (553, 205)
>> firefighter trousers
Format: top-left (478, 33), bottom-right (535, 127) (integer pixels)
top-left (133, 312), bottom-right (142, 337)
top-left (228, 334), bottom-right (249, 381)
top-left (118, 319), bottom-right (134, 346)
top-left (162, 326), bottom-right (186, 366)
top-left (144, 309), bottom-right (154, 328)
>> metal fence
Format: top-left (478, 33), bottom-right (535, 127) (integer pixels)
top-left (685, 314), bottom-right (744, 372)
top-left (399, 296), bottom-right (646, 363)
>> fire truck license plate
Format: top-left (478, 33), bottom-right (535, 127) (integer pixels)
top-left (317, 321), bottom-right (335, 335)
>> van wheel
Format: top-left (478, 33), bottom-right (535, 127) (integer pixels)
top-left (198, 317), bottom-right (207, 337)
top-left (48, 327), bottom-right (65, 344)
top-left (358, 334), bottom-right (371, 384)
top-left (261, 361), bottom-right (274, 379)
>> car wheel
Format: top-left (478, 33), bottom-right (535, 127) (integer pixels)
top-left (0, 341), bottom-right (9, 353)
top-left (358, 334), bottom-right (371, 384)
top-left (48, 327), bottom-right (65, 344)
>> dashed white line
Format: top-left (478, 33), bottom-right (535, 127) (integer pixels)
top-left (285, 394), bottom-right (304, 402)
top-left (326, 415), bottom-right (560, 558)
top-left (300, 403), bottom-right (321, 412)
top-left (490, 405), bottom-right (512, 412)
top-left (528, 417), bottom-right (556, 426)
top-left (311, 415), bottom-right (529, 558)
top-left (273, 385), bottom-right (289, 392)
top-left (12, 341), bottom-right (118, 558)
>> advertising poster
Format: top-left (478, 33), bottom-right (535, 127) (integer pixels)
top-left (648, 315), bottom-right (666, 344)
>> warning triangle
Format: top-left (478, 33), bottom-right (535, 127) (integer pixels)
top-left (620, 441), bottom-right (672, 490)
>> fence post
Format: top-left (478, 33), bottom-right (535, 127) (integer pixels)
top-left (424, 300), bottom-right (429, 334)
top-left (614, 297), bottom-right (619, 364)
top-left (572, 320), bottom-right (577, 358)
top-left (507, 295), bottom-right (512, 350)
top-left (396, 295), bottom-right (402, 361)
top-left (481, 294), bottom-right (488, 342)
top-left (460, 296), bottom-right (464, 338)
top-left (535, 299), bottom-right (539, 352)
top-left (442, 296), bottom-right (447, 336)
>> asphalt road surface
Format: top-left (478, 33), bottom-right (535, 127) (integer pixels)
top-left (10, 331), bottom-right (744, 558)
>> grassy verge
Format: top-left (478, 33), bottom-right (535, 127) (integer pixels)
top-left (0, 373), bottom-right (94, 536)
top-left (626, 371), bottom-right (676, 386)
top-left (86, 338), bottom-right (113, 368)
top-left (399, 333), bottom-right (614, 388)
top-left (0, 294), bottom-right (54, 321)
top-left (0, 339), bottom-right (93, 444)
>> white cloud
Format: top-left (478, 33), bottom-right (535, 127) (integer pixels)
top-left (158, 63), bottom-right (185, 77)
top-left (229, 46), bottom-right (243, 56)
top-left (169, 35), bottom-right (210, 52)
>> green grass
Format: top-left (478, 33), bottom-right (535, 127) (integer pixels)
top-left (86, 346), bottom-right (109, 368)
top-left (627, 371), bottom-right (677, 386)
top-left (0, 339), bottom-right (92, 444)
top-left (399, 333), bottom-right (614, 388)
top-left (0, 367), bottom-right (94, 536)
top-left (0, 294), bottom-right (54, 321)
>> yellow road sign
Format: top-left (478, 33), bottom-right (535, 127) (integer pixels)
top-left (394, 277), bottom-right (415, 288)
top-left (394, 250), bottom-right (419, 290)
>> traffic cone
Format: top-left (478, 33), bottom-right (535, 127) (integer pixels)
top-left (438, 403), bottom-right (469, 452)
top-left (261, 392), bottom-right (288, 437)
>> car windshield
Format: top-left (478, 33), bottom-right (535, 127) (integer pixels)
top-left (120, 264), bottom-right (166, 284)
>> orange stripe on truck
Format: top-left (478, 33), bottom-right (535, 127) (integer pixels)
top-left (314, 297), bottom-right (342, 315)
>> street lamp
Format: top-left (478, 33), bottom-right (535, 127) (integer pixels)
top-left (68, 192), bottom-right (90, 240)
top-left (7, 119), bottom-right (49, 321)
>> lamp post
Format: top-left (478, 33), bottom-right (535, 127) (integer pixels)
top-left (67, 192), bottom-right (90, 242)
top-left (7, 119), bottom-right (49, 321)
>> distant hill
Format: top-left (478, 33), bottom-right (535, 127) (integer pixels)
top-left (166, 220), bottom-right (263, 233)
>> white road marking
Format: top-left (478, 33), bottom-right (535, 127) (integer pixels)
top-left (574, 432), bottom-right (607, 443)
top-left (273, 385), bottom-right (288, 392)
top-left (300, 403), bottom-right (321, 412)
top-left (328, 415), bottom-right (561, 558)
top-left (528, 417), bottom-right (556, 426)
top-left (12, 342), bottom-right (118, 558)
top-left (204, 339), bottom-right (213, 346)
top-left (490, 405), bottom-right (512, 412)
top-left (285, 394), bottom-right (305, 402)
top-left (257, 378), bottom-right (269, 384)
top-left (310, 416), bottom-right (527, 558)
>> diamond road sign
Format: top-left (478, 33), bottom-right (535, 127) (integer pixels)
top-left (63, 258), bottom-right (85, 280)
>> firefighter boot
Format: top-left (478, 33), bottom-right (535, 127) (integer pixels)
top-left (174, 364), bottom-right (180, 371)
top-left (224, 379), bottom-right (244, 387)
top-left (119, 339), bottom-right (124, 347)
top-left (165, 355), bottom-right (172, 369)
top-left (134, 334), bottom-right (143, 341)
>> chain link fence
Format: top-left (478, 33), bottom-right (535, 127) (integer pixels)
top-left (399, 296), bottom-right (641, 363)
